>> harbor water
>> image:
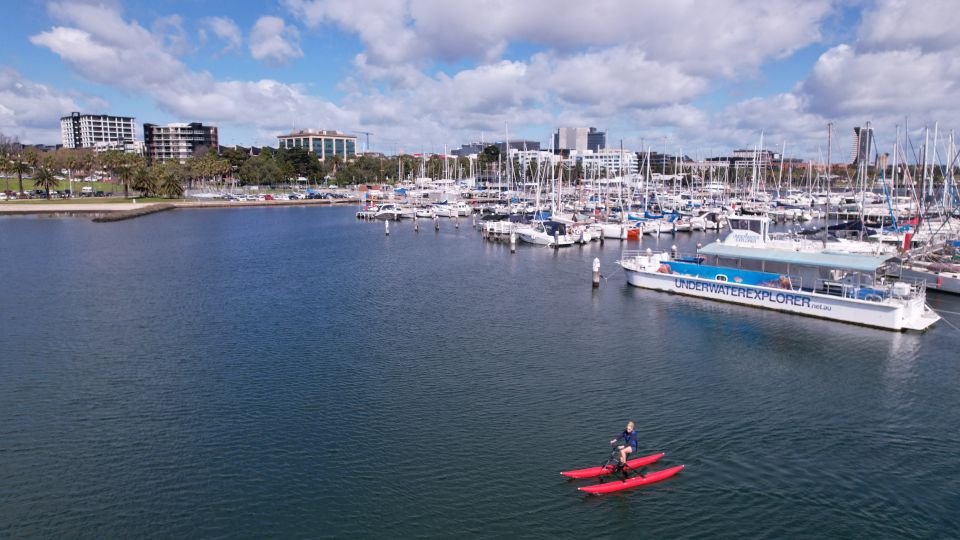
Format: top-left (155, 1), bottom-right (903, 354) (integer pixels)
top-left (1, 206), bottom-right (959, 537)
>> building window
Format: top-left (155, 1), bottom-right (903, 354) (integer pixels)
top-left (324, 138), bottom-right (334, 159)
top-left (335, 138), bottom-right (344, 156)
top-left (346, 140), bottom-right (356, 156)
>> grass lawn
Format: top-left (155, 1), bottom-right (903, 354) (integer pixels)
top-left (0, 177), bottom-right (124, 195)
top-left (2, 197), bottom-right (172, 204)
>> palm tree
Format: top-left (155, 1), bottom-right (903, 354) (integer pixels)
top-left (130, 163), bottom-right (155, 197)
top-left (9, 156), bottom-right (31, 196)
top-left (98, 150), bottom-right (128, 195)
top-left (327, 154), bottom-right (343, 177)
top-left (156, 162), bottom-right (184, 198)
top-left (32, 166), bottom-right (58, 199)
top-left (116, 154), bottom-right (146, 198)
top-left (0, 155), bottom-right (7, 192)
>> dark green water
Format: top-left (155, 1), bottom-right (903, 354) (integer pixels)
top-left (1, 206), bottom-right (959, 538)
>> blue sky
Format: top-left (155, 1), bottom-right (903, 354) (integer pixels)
top-left (1, 0), bottom-right (958, 159)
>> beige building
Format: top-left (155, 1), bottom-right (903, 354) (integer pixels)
top-left (144, 122), bottom-right (218, 163)
top-left (277, 129), bottom-right (357, 160)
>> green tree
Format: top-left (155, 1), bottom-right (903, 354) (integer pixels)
top-left (220, 146), bottom-right (251, 171)
top-left (97, 150), bottom-right (125, 194)
top-left (32, 166), bottom-right (58, 199)
top-left (113, 154), bottom-right (144, 198)
top-left (277, 147), bottom-right (317, 179)
top-left (238, 154), bottom-right (283, 186)
top-left (326, 154), bottom-right (343, 178)
top-left (9, 155), bottom-right (31, 196)
top-left (155, 162), bottom-right (184, 198)
top-left (130, 163), bottom-right (155, 196)
top-left (479, 145), bottom-right (500, 166)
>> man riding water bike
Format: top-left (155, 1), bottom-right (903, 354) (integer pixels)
top-left (609, 421), bottom-right (639, 475)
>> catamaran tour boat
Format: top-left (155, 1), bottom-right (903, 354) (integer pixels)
top-left (617, 217), bottom-right (941, 332)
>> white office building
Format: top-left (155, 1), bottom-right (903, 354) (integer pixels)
top-left (508, 149), bottom-right (562, 170)
top-left (567, 149), bottom-right (639, 175)
top-left (60, 112), bottom-right (140, 153)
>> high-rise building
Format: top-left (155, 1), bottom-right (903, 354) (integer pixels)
top-left (144, 122), bottom-right (218, 163)
top-left (850, 126), bottom-right (873, 166)
top-left (586, 128), bottom-right (606, 152)
top-left (277, 129), bottom-right (357, 160)
top-left (60, 112), bottom-right (139, 153)
top-left (553, 127), bottom-right (606, 152)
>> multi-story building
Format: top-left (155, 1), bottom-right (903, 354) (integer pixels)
top-left (277, 129), bottom-right (357, 160)
top-left (452, 139), bottom-right (541, 157)
top-left (60, 112), bottom-right (139, 153)
top-left (587, 128), bottom-right (606, 152)
top-left (507, 148), bottom-right (562, 170)
top-left (850, 125), bottom-right (873, 167)
top-left (553, 127), bottom-right (606, 152)
top-left (731, 149), bottom-right (779, 169)
top-left (567, 149), bottom-right (639, 174)
top-left (143, 122), bottom-right (218, 163)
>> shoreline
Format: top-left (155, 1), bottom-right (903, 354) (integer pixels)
top-left (0, 197), bottom-right (362, 217)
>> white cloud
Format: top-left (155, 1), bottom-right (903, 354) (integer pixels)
top-left (782, 0), bottom-right (960, 151)
top-left (0, 68), bottom-right (85, 143)
top-left (802, 44), bottom-right (960, 119)
top-left (30, 2), bottom-right (352, 140)
top-left (249, 16), bottom-right (302, 65)
top-left (858, 0), bottom-right (957, 53)
top-left (279, 0), bottom-right (835, 150)
top-left (204, 16), bottom-right (242, 53)
top-left (22, 0), bottom-right (960, 157)
top-left (285, 0), bottom-right (831, 77)
top-left (531, 47), bottom-right (708, 113)
top-left (152, 14), bottom-right (191, 56)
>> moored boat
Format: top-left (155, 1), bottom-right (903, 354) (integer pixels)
top-left (618, 246), bottom-right (939, 331)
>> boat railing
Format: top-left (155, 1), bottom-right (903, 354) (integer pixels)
top-left (483, 221), bottom-right (519, 235)
top-left (815, 278), bottom-right (925, 302)
top-left (620, 249), bottom-right (646, 260)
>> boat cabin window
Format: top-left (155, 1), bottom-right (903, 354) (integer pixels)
top-left (727, 219), bottom-right (764, 234)
top-left (716, 274), bottom-right (728, 282)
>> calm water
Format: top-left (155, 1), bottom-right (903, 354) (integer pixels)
top-left (1, 206), bottom-right (959, 538)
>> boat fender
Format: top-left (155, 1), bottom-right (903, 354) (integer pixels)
top-left (657, 264), bottom-right (672, 274)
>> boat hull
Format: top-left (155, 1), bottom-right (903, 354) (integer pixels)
top-left (622, 267), bottom-right (938, 332)
top-left (896, 265), bottom-right (960, 295)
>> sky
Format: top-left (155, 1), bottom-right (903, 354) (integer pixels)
top-left (1, 0), bottom-right (958, 161)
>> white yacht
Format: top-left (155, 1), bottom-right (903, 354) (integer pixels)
top-left (517, 220), bottom-right (576, 247)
